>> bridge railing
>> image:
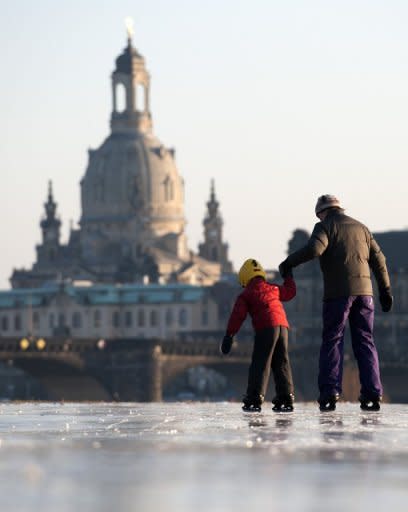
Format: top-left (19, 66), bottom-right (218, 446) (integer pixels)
top-left (0, 337), bottom-right (104, 354)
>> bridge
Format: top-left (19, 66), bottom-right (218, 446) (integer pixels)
top-left (0, 337), bottom-right (406, 402)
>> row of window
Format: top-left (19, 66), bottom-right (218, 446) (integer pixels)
top-left (61, 308), bottom-right (190, 329)
top-left (0, 307), bottom-right (209, 332)
top-left (93, 180), bottom-right (176, 203)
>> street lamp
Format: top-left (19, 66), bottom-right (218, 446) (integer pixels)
top-left (19, 338), bottom-right (30, 351)
top-left (36, 338), bottom-right (46, 351)
top-left (96, 339), bottom-right (106, 350)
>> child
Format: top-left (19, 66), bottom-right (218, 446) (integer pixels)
top-left (221, 258), bottom-right (296, 412)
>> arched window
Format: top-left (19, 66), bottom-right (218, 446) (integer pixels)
top-left (138, 309), bottom-right (145, 327)
top-left (125, 311), bottom-right (132, 327)
top-left (94, 310), bottom-right (101, 328)
top-left (163, 176), bottom-right (174, 202)
top-left (112, 311), bottom-right (120, 328)
top-left (211, 247), bottom-right (218, 261)
top-left (49, 313), bottom-right (55, 329)
top-left (136, 83), bottom-right (145, 112)
top-left (150, 310), bottom-right (158, 327)
top-left (179, 309), bottom-right (188, 327)
top-left (165, 308), bottom-right (173, 326)
top-left (1, 316), bottom-right (9, 332)
top-left (72, 312), bottom-right (82, 329)
top-left (14, 314), bottom-right (22, 331)
top-left (116, 83), bottom-right (126, 112)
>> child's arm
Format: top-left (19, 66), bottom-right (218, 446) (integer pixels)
top-left (278, 276), bottom-right (296, 302)
top-left (226, 295), bottom-right (248, 336)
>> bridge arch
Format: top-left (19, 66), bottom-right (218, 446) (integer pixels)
top-left (161, 357), bottom-right (249, 401)
top-left (0, 354), bottom-right (112, 401)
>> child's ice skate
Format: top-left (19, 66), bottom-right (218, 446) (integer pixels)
top-left (359, 394), bottom-right (381, 412)
top-left (272, 394), bottom-right (294, 412)
top-left (242, 394), bottom-right (264, 412)
top-left (318, 393), bottom-right (340, 412)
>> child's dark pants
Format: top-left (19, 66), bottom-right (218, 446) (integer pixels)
top-left (246, 326), bottom-right (294, 400)
top-left (319, 295), bottom-right (383, 400)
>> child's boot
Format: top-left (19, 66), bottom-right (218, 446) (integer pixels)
top-left (242, 394), bottom-right (264, 412)
top-left (272, 393), bottom-right (295, 412)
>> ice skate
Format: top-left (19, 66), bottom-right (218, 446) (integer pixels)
top-left (242, 403), bottom-right (262, 412)
top-left (242, 394), bottom-right (264, 413)
top-left (272, 394), bottom-right (294, 412)
top-left (318, 393), bottom-right (339, 412)
top-left (359, 394), bottom-right (381, 412)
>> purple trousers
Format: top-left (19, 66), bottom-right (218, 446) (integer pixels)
top-left (319, 295), bottom-right (383, 400)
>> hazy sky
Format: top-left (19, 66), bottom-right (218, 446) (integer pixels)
top-left (2, 0), bottom-right (408, 288)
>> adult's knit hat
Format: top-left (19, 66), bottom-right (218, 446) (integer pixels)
top-left (315, 194), bottom-right (342, 216)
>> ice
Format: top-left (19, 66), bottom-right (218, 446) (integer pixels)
top-left (0, 402), bottom-right (407, 511)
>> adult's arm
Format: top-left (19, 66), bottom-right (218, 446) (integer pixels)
top-left (369, 236), bottom-right (391, 292)
top-left (284, 223), bottom-right (329, 268)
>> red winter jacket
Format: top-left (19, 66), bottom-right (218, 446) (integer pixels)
top-left (226, 276), bottom-right (296, 335)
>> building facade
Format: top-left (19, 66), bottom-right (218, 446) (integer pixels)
top-left (0, 282), bottom-right (222, 342)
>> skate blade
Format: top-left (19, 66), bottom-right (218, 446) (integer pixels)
top-left (360, 402), bottom-right (381, 412)
top-left (272, 406), bottom-right (294, 413)
top-left (242, 406), bottom-right (262, 413)
top-left (319, 403), bottom-right (336, 412)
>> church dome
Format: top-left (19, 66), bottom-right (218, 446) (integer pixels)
top-left (80, 131), bottom-right (185, 237)
top-left (115, 40), bottom-right (144, 74)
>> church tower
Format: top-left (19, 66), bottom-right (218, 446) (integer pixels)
top-left (110, 20), bottom-right (152, 135)
top-left (199, 181), bottom-right (233, 273)
top-left (79, 22), bottom-right (189, 282)
top-left (37, 181), bottom-right (61, 264)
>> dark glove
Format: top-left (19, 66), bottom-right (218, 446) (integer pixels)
top-left (379, 288), bottom-right (393, 313)
top-left (279, 260), bottom-right (293, 279)
top-left (220, 334), bottom-right (234, 355)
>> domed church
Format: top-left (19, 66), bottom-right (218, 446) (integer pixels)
top-left (11, 28), bottom-right (232, 288)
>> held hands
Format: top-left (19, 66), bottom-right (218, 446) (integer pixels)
top-left (279, 260), bottom-right (293, 279)
top-left (379, 288), bottom-right (393, 313)
top-left (220, 334), bottom-right (234, 355)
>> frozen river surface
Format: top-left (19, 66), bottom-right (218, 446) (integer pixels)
top-left (0, 402), bottom-right (407, 512)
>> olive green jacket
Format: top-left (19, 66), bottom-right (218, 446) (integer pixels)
top-left (284, 209), bottom-right (390, 299)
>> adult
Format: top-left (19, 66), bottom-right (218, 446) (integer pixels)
top-left (279, 194), bottom-right (393, 411)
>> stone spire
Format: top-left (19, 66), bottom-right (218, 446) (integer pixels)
top-left (44, 181), bottom-right (57, 219)
top-left (39, 181), bottom-right (61, 257)
top-left (207, 179), bottom-right (219, 217)
top-left (198, 180), bottom-right (233, 273)
top-left (40, 181), bottom-right (61, 240)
